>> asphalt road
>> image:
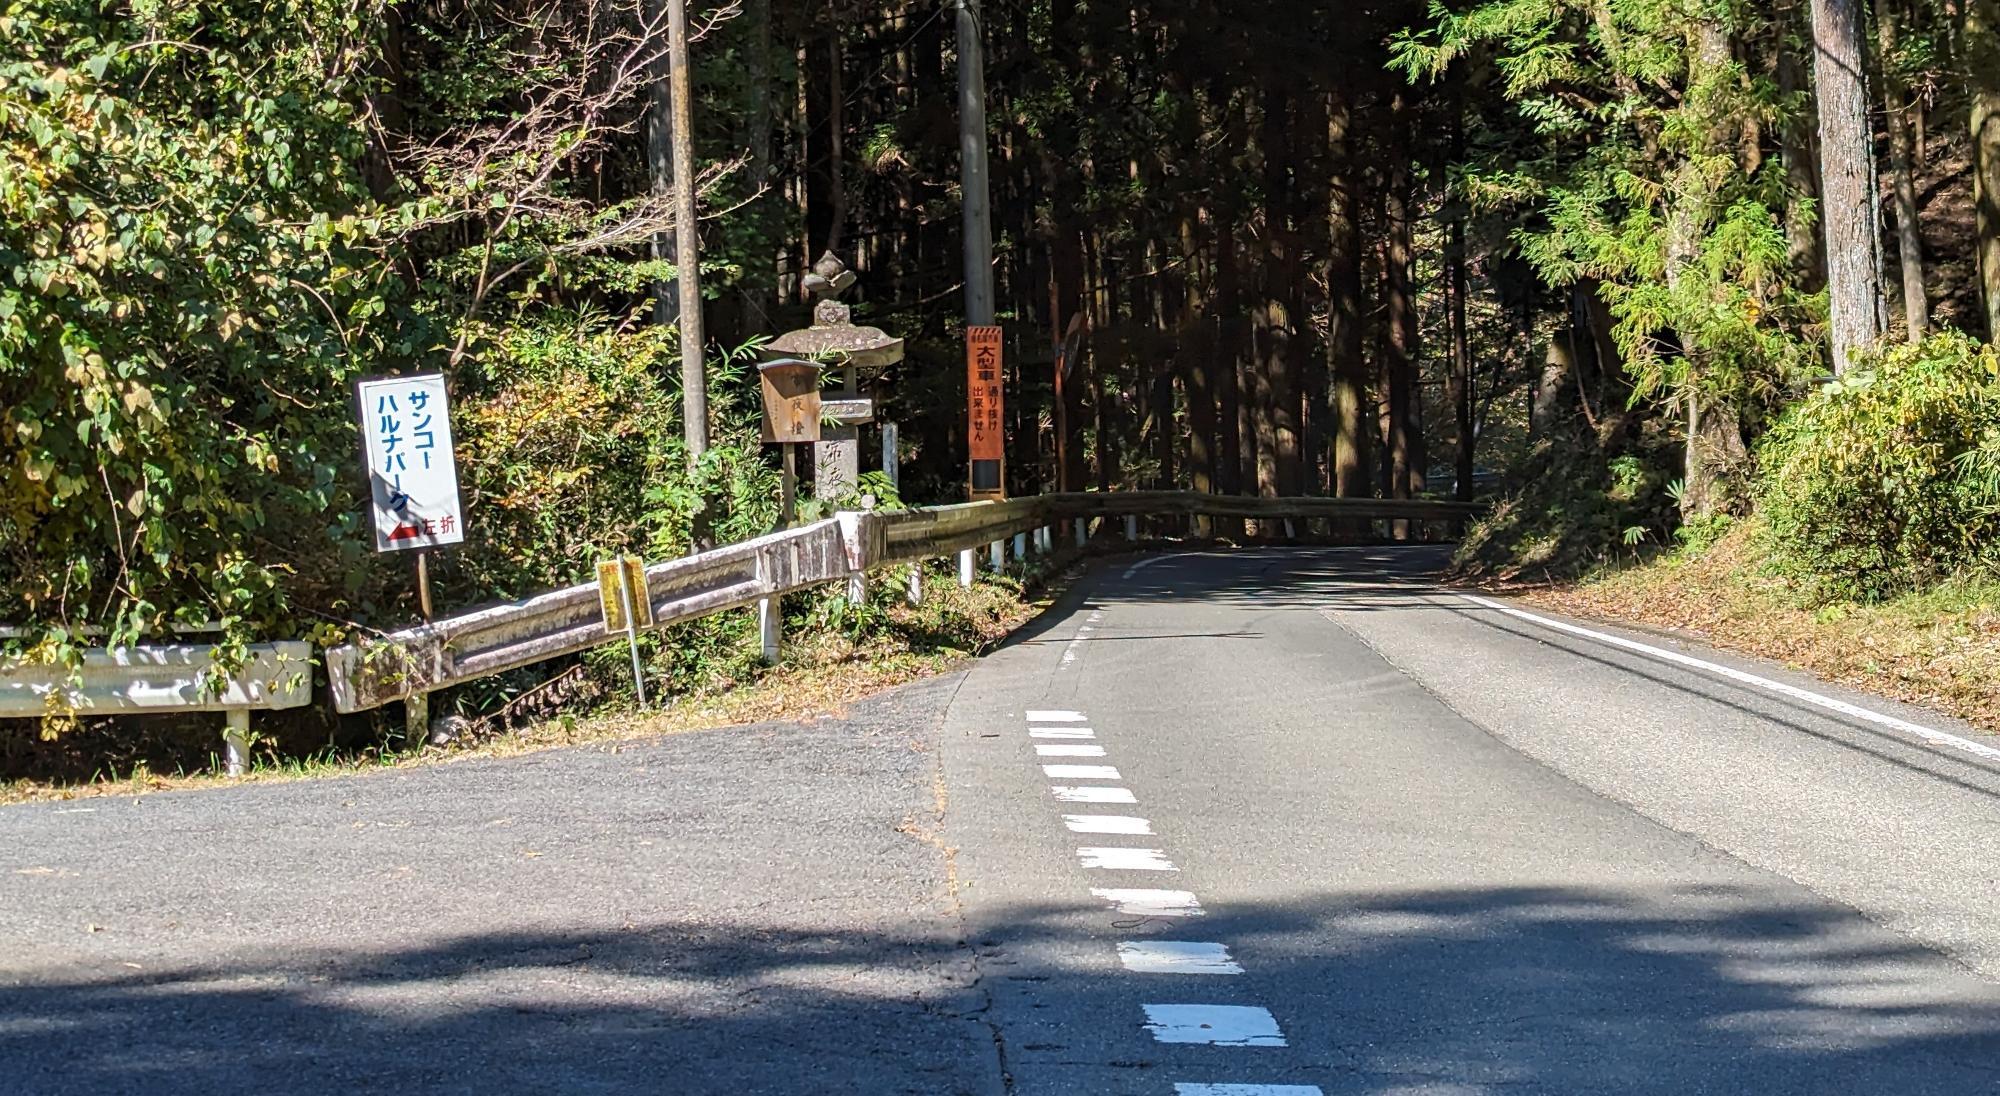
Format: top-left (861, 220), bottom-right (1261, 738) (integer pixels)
top-left (7, 546), bottom-right (2000, 1094)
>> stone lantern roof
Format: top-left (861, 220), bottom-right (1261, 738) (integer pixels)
top-left (763, 253), bottom-right (905, 370)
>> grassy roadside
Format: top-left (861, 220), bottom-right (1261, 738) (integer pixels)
top-left (1514, 523), bottom-right (2000, 733)
top-left (1, 560), bottom-right (1070, 805)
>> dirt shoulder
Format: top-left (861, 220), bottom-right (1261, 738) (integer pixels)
top-left (1513, 527), bottom-right (2000, 734)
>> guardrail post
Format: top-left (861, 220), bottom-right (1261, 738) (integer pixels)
top-left (907, 565), bottom-right (924, 606)
top-left (1123, 514), bottom-right (1138, 541)
top-left (1282, 518), bottom-right (1297, 541)
top-left (959, 549), bottom-right (975, 587)
top-left (759, 597), bottom-right (781, 664)
top-left (990, 539), bottom-right (1004, 572)
top-left (1073, 519), bottom-right (1086, 548)
top-left (405, 691), bottom-right (429, 751)
top-left (1012, 532), bottom-right (1028, 563)
top-left (223, 710), bottom-right (251, 778)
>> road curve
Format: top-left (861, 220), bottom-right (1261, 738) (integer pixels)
top-left (6, 545), bottom-right (2000, 1095)
top-left (940, 546), bottom-right (2000, 1095)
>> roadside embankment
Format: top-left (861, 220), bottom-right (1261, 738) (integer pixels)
top-left (1515, 524), bottom-right (2000, 735)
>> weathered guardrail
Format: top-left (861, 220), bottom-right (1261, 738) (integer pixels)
top-left (324, 492), bottom-right (1478, 715)
top-left (0, 642), bottom-right (314, 775)
top-left (325, 518), bottom-right (854, 713)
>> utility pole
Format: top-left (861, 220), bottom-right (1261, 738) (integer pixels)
top-left (644, 0), bottom-right (679, 328)
top-left (956, 0), bottom-right (995, 326)
top-left (668, 0), bottom-right (708, 457)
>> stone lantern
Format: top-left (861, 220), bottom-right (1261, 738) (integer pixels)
top-left (763, 253), bottom-right (904, 500)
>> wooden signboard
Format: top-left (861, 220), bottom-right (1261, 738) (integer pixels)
top-left (758, 359), bottom-right (823, 444)
top-left (966, 325), bottom-right (1005, 500)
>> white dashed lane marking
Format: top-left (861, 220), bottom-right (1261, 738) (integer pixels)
top-left (1061, 608), bottom-right (1106, 665)
top-left (1117, 941), bottom-right (1243, 975)
top-left (1042, 764), bottom-right (1121, 780)
top-left (1035, 743), bottom-right (1106, 757)
top-left (1062, 814), bottom-right (1153, 834)
top-left (1052, 786), bottom-right (1138, 804)
top-left (1023, 702), bottom-right (1301, 1088)
top-left (1090, 888), bottom-right (1204, 916)
top-left (1142, 1004), bottom-right (1286, 1047)
top-left (1077, 846), bottom-right (1177, 871)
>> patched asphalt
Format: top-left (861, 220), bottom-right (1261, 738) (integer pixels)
top-left (1, 674), bottom-right (1000, 1096)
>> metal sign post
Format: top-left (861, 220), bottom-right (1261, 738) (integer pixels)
top-left (966, 325), bottom-right (1005, 500)
top-left (597, 556), bottom-right (653, 706)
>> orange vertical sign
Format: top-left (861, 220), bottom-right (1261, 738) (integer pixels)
top-left (966, 325), bottom-right (1005, 499)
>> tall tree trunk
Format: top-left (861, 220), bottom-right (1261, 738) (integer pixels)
top-left (1181, 211), bottom-right (1217, 514)
top-left (1215, 223), bottom-right (1243, 498)
top-left (1671, 18), bottom-right (1751, 518)
top-left (1810, 0), bottom-right (1885, 369)
top-left (1778, 0), bottom-right (1827, 289)
top-left (1327, 92), bottom-right (1371, 503)
top-left (1384, 96), bottom-right (1418, 531)
top-left (737, 0), bottom-right (775, 333)
top-left (1447, 211), bottom-right (1474, 503)
top-left (1877, 0), bottom-right (1928, 341)
top-left (1970, 0), bottom-right (2000, 340)
top-left (803, 32), bottom-right (839, 256)
top-left (1250, 80), bottom-right (1291, 502)
top-left (1214, 216), bottom-right (1247, 540)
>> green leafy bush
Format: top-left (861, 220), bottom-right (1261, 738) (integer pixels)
top-left (0, 0), bottom-right (406, 661)
top-left (1757, 332), bottom-right (2000, 600)
top-left (448, 313), bottom-right (776, 604)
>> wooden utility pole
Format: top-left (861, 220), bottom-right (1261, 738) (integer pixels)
top-left (956, 0), bottom-right (995, 326)
top-left (668, 0), bottom-right (708, 457)
top-left (1810, 0), bottom-right (1885, 370)
top-left (644, 0), bottom-right (679, 328)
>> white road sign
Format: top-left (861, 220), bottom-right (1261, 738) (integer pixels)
top-left (355, 372), bottom-right (465, 553)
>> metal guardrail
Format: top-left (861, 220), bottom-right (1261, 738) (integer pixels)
top-left (325, 518), bottom-right (854, 713)
top-left (0, 641), bottom-right (314, 775)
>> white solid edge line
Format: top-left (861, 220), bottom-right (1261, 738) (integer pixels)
top-left (1168, 1080), bottom-right (1328, 1088)
top-left (1172, 1086), bottom-right (1325, 1096)
top-left (1456, 592), bottom-right (2000, 765)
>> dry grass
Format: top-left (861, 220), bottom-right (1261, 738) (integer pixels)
top-left (1522, 525), bottom-right (2000, 732)
top-left (1, 568), bottom-right (1057, 805)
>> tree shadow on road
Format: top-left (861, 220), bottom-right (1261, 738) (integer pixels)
top-left (7, 882), bottom-right (2000, 1095)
